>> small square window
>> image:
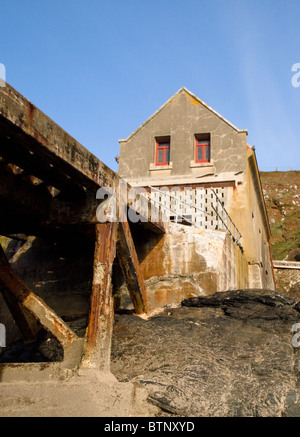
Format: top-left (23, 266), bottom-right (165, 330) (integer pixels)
top-left (155, 137), bottom-right (170, 166)
top-left (195, 135), bottom-right (210, 163)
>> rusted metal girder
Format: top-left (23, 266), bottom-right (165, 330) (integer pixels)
top-left (117, 221), bottom-right (149, 314)
top-left (81, 222), bottom-right (118, 371)
top-left (0, 245), bottom-right (83, 368)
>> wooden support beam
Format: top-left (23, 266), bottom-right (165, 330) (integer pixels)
top-left (0, 245), bottom-right (83, 368)
top-left (117, 221), bottom-right (149, 314)
top-left (81, 222), bottom-right (118, 371)
top-left (0, 84), bottom-right (119, 193)
top-left (0, 84), bottom-right (166, 235)
top-left (0, 167), bottom-right (52, 218)
top-left (0, 136), bottom-right (86, 200)
top-left (0, 169), bottom-right (99, 235)
top-left (0, 285), bottom-right (39, 343)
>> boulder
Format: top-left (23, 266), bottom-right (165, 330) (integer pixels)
top-left (111, 289), bottom-right (300, 417)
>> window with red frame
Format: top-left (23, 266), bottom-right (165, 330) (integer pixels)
top-left (155, 137), bottom-right (170, 166)
top-left (195, 135), bottom-right (210, 163)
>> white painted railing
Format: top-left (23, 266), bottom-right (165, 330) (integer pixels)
top-left (148, 185), bottom-right (243, 251)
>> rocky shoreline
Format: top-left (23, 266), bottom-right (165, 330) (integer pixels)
top-left (111, 289), bottom-right (300, 417)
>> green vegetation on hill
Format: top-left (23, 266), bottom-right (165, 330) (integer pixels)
top-left (260, 171), bottom-right (300, 261)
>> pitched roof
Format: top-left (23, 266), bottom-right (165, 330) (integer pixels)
top-left (119, 87), bottom-right (247, 143)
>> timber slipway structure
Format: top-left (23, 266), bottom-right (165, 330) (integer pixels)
top-left (0, 84), bottom-right (168, 416)
top-left (0, 83), bottom-right (165, 372)
top-left (0, 84), bottom-right (275, 415)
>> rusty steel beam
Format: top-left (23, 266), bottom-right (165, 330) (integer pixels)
top-left (0, 245), bottom-right (83, 368)
top-left (117, 221), bottom-right (149, 314)
top-left (81, 222), bottom-right (118, 371)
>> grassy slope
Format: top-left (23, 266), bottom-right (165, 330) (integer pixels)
top-left (260, 171), bottom-right (300, 261)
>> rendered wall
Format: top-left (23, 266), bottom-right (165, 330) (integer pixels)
top-left (117, 88), bottom-right (275, 293)
top-left (114, 222), bottom-right (248, 311)
top-left (225, 154), bottom-right (275, 290)
top-left (118, 89), bottom-right (248, 180)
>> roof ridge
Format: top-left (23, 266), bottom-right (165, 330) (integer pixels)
top-left (119, 87), bottom-right (247, 143)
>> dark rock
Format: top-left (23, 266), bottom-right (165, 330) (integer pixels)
top-left (111, 289), bottom-right (300, 417)
top-left (0, 329), bottom-right (63, 363)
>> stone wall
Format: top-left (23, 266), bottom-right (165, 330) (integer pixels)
top-left (273, 261), bottom-right (300, 299)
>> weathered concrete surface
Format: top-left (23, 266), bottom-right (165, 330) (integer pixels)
top-left (0, 369), bottom-right (159, 417)
top-left (118, 87), bottom-right (248, 179)
top-left (111, 289), bottom-right (300, 417)
top-left (114, 223), bottom-right (248, 311)
top-left (117, 221), bottom-right (149, 314)
top-left (117, 87), bottom-right (274, 292)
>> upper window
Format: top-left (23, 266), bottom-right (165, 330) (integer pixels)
top-left (195, 135), bottom-right (210, 163)
top-left (155, 137), bottom-right (170, 166)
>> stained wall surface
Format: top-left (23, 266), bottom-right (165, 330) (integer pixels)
top-left (114, 222), bottom-right (248, 311)
top-left (118, 88), bottom-right (248, 180)
top-left (118, 88), bottom-right (275, 292)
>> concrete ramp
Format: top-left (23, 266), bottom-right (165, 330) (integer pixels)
top-left (0, 368), bottom-right (157, 417)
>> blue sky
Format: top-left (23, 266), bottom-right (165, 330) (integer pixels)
top-left (0, 0), bottom-right (299, 172)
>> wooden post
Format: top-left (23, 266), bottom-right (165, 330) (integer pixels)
top-left (0, 285), bottom-right (39, 343)
top-left (117, 221), bottom-right (149, 314)
top-left (81, 222), bottom-right (118, 371)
